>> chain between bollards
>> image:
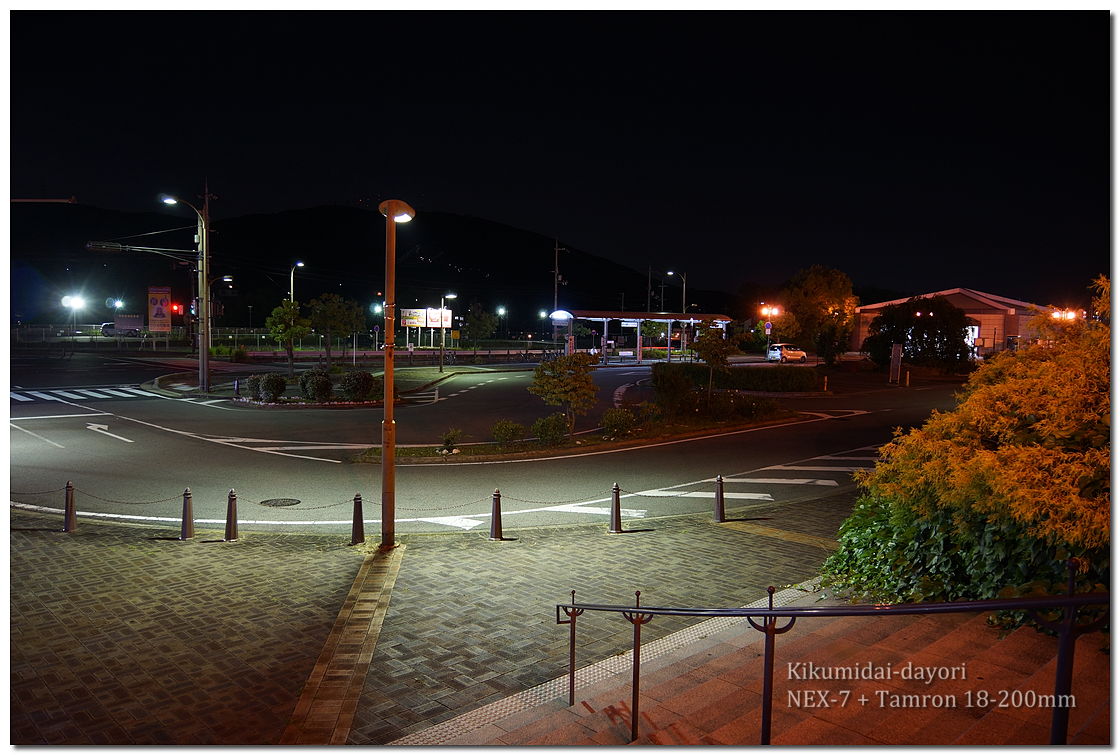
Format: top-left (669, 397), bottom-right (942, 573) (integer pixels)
top-left (180, 487), bottom-right (194, 540)
top-left (351, 492), bottom-right (365, 546)
top-left (63, 480), bottom-right (76, 532)
top-left (224, 489), bottom-right (238, 542)
top-left (609, 483), bottom-right (623, 533)
top-left (489, 489), bottom-right (504, 541)
top-left (713, 474), bottom-right (726, 523)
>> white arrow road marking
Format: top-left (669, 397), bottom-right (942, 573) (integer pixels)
top-left (717, 477), bottom-right (840, 487)
top-left (86, 424), bottom-right (134, 442)
top-left (10, 423), bottom-right (65, 448)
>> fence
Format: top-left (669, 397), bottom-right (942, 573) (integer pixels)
top-left (556, 564), bottom-right (1109, 745)
top-left (11, 475), bottom-right (737, 546)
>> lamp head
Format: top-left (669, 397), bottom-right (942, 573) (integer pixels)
top-left (444, 293), bottom-right (457, 300)
top-left (160, 195), bottom-right (178, 206)
top-left (295, 261), bottom-right (305, 268)
top-left (379, 199), bottom-right (416, 223)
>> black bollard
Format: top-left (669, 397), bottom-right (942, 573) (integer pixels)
top-left (224, 489), bottom-right (238, 542)
top-left (714, 474), bottom-right (726, 523)
top-left (609, 483), bottom-right (623, 533)
top-left (180, 487), bottom-right (194, 540)
top-left (63, 480), bottom-right (76, 532)
top-left (489, 489), bottom-right (504, 541)
top-left (351, 492), bottom-right (365, 546)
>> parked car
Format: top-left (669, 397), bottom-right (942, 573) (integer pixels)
top-left (101, 322), bottom-right (141, 337)
top-left (767, 343), bottom-right (807, 363)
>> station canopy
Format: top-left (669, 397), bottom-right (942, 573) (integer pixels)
top-left (551, 309), bottom-right (733, 326)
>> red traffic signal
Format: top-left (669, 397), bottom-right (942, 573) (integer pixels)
top-left (171, 303), bottom-right (183, 314)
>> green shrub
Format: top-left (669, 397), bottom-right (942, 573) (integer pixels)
top-left (210, 344), bottom-right (248, 362)
top-left (244, 374), bottom-right (263, 401)
top-left (339, 370), bottom-right (380, 401)
top-left (601, 407), bottom-right (636, 437)
top-left (259, 373), bottom-right (287, 402)
top-left (441, 427), bottom-right (463, 452)
top-left (305, 374), bottom-right (333, 402)
top-left (491, 419), bottom-right (526, 445)
top-left (706, 392), bottom-right (778, 420)
top-left (532, 413), bottom-right (569, 446)
top-left (299, 367), bottom-right (330, 399)
top-left (650, 364), bottom-right (696, 417)
top-left (821, 494), bottom-right (1110, 607)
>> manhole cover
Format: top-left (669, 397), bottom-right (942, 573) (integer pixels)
top-left (260, 498), bottom-right (301, 507)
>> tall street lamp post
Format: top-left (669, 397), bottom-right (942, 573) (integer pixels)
top-left (161, 191), bottom-right (212, 392)
top-left (289, 261), bottom-right (305, 302)
top-left (668, 270), bottom-right (688, 357)
top-left (61, 295), bottom-right (84, 342)
top-left (378, 199), bottom-right (415, 550)
top-left (439, 292), bottom-right (457, 373)
top-left (760, 303), bottom-right (780, 354)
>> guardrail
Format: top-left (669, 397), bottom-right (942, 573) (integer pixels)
top-left (556, 562), bottom-right (1108, 745)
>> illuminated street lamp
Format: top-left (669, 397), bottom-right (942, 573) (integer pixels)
top-left (378, 199), bottom-right (415, 550)
top-left (161, 191), bottom-right (212, 392)
top-left (289, 261), bottom-right (305, 302)
top-left (62, 295), bottom-right (85, 341)
top-left (439, 293), bottom-right (457, 373)
top-left (760, 303), bottom-right (780, 353)
top-left (497, 306), bottom-right (506, 339)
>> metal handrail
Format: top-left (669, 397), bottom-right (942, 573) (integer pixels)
top-left (557, 565), bottom-right (1108, 745)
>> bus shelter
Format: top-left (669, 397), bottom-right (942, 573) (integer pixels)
top-left (549, 309), bottom-right (733, 364)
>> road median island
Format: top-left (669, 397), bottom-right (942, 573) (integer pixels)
top-left (349, 411), bottom-right (801, 465)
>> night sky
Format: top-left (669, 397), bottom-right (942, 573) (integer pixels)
top-left (10, 10), bottom-right (1108, 308)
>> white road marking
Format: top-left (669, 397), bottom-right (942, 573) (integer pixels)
top-left (100, 388), bottom-right (140, 398)
top-left (11, 412), bottom-right (112, 420)
top-left (718, 477), bottom-right (839, 487)
top-left (86, 423), bottom-right (134, 443)
top-left (415, 516), bottom-right (487, 530)
top-left (765, 465), bottom-right (869, 472)
top-left (52, 390), bottom-right (90, 400)
top-left (73, 389), bottom-right (112, 399)
top-left (817, 455), bottom-right (879, 461)
top-left (121, 388), bottom-right (164, 397)
top-left (636, 489), bottom-right (774, 501)
top-left (10, 392), bottom-right (34, 402)
top-left (10, 423), bottom-right (65, 448)
top-left (27, 391), bottom-right (62, 401)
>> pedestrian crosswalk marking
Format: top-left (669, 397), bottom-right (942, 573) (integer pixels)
top-left (11, 386), bottom-right (167, 403)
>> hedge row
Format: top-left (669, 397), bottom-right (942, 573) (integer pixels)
top-left (650, 363), bottom-right (818, 392)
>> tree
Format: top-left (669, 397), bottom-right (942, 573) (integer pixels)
top-left (309, 293), bottom-right (363, 365)
top-left (822, 277), bottom-right (1110, 604)
top-left (527, 352), bottom-right (598, 435)
top-left (861, 296), bottom-right (973, 371)
top-left (690, 322), bottom-right (741, 403)
top-left (780, 266), bottom-right (858, 365)
top-left (266, 299), bottom-right (312, 378)
top-left (461, 299), bottom-right (498, 345)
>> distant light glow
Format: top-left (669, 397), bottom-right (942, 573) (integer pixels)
top-left (161, 196), bottom-right (178, 205)
top-left (113, 299), bottom-right (124, 309)
top-left (62, 295), bottom-right (85, 310)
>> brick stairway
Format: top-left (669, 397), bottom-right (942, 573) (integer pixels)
top-left (452, 609), bottom-right (1110, 746)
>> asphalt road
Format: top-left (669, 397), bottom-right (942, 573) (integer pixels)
top-left (10, 353), bottom-right (960, 536)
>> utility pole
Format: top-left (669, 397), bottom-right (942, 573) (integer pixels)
top-left (647, 266), bottom-right (652, 312)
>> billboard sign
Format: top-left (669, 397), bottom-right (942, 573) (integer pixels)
top-left (425, 307), bottom-right (452, 328)
top-left (400, 308), bottom-right (425, 328)
top-left (148, 287), bottom-right (172, 333)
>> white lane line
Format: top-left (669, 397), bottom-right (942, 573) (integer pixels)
top-left (637, 490), bottom-right (774, 501)
top-left (10, 412), bottom-right (112, 420)
top-left (415, 516), bottom-right (487, 530)
top-left (27, 391), bottom-right (63, 401)
top-left (72, 389), bottom-right (112, 399)
top-left (818, 455), bottom-right (879, 461)
top-left (10, 424), bottom-right (65, 448)
top-left (765, 465), bottom-right (869, 472)
top-left (721, 478), bottom-right (840, 487)
top-left (10, 393), bottom-right (34, 402)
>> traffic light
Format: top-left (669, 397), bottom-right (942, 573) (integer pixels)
top-left (171, 303), bottom-right (183, 315)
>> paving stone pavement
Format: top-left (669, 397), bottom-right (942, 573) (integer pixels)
top-left (9, 491), bottom-right (856, 745)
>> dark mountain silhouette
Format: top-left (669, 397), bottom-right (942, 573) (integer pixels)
top-left (11, 204), bottom-right (737, 330)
